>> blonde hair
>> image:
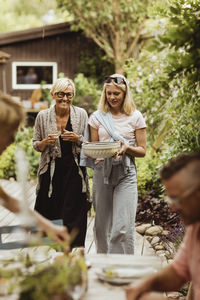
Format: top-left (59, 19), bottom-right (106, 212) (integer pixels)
top-left (50, 77), bottom-right (75, 97)
top-left (0, 91), bottom-right (24, 132)
top-left (98, 74), bottom-right (136, 115)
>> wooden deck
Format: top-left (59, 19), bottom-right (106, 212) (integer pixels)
top-left (0, 179), bottom-right (155, 256)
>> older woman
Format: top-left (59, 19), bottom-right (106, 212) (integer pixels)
top-left (33, 77), bottom-right (90, 248)
top-left (0, 91), bottom-right (69, 244)
top-left (88, 74), bottom-right (146, 254)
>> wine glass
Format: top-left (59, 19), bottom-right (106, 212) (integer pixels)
top-left (66, 269), bottom-right (87, 300)
top-left (48, 125), bottom-right (62, 151)
top-left (67, 280), bottom-right (86, 300)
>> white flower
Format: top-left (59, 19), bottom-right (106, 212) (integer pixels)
top-left (172, 89), bottom-right (179, 98)
top-left (182, 3), bottom-right (191, 8)
top-left (136, 86), bottom-right (143, 93)
top-left (148, 74), bottom-right (153, 82)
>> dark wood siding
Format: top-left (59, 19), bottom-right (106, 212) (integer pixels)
top-left (0, 30), bottom-right (92, 100)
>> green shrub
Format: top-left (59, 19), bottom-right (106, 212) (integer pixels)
top-left (73, 73), bottom-right (101, 115)
top-left (0, 127), bottom-right (40, 180)
top-left (0, 144), bottom-right (16, 179)
top-left (135, 149), bottom-right (163, 197)
top-left (77, 46), bottom-right (114, 84)
top-left (15, 127), bottom-right (40, 178)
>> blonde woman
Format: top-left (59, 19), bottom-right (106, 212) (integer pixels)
top-left (33, 78), bottom-right (91, 248)
top-left (0, 91), bottom-right (69, 244)
top-left (89, 74), bottom-right (146, 254)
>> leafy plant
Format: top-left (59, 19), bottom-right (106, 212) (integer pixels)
top-left (0, 127), bottom-right (40, 180)
top-left (136, 190), bottom-right (182, 229)
top-left (19, 254), bottom-right (87, 300)
top-left (73, 73), bottom-right (101, 114)
top-left (135, 149), bottom-right (163, 197)
top-left (77, 46), bottom-right (115, 84)
top-left (0, 144), bottom-right (16, 179)
top-left (40, 81), bottom-right (52, 107)
top-left (57, 0), bottom-right (155, 73)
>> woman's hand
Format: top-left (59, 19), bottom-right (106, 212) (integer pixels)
top-left (46, 133), bottom-right (60, 145)
top-left (118, 140), bottom-right (129, 155)
top-left (33, 210), bottom-right (70, 251)
top-left (44, 223), bottom-right (70, 251)
top-left (37, 134), bottom-right (59, 151)
top-left (61, 130), bottom-right (80, 142)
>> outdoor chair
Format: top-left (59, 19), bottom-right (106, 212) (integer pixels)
top-left (0, 219), bottom-right (63, 250)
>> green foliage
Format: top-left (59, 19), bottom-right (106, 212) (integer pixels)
top-left (19, 255), bottom-right (87, 300)
top-left (135, 149), bottom-right (162, 196)
top-left (122, 0), bottom-right (200, 199)
top-left (152, 0), bottom-right (200, 154)
top-left (77, 46), bottom-right (115, 84)
top-left (0, 0), bottom-right (68, 33)
top-left (15, 128), bottom-right (40, 179)
top-left (40, 81), bottom-right (52, 107)
top-left (0, 144), bottom-right (16, 179)
top-left (73, 73), bottom-right (101, 114)
top-left (57, 0), bottom-right (155, 72)
top-left (125, 0), bottom-right (200, 158)
top-left (0, 127), bottom-right (40, 180)
top-left (124, 51), bottom-right (170, 144)
top-left (156, 0), bottom-right (200, 80)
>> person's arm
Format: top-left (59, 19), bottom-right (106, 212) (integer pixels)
top-left (33, 112), bottom-right (57, 152)
top-left (90, 125), bottom-right (99, 142)
top-left (126, 265), bottom-right (186, 300)
top-left (0, 186), bottom-right (69, 245)
top-left (61, 109), bottom-right (88, 144)
top-left (31, 210), bottom-right (69, 246)
top-left (118, 128), bottom-right (146, 157)
top-left (36, 134), bottom-right (61, 151)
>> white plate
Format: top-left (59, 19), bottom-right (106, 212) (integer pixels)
top-left (96, 265), bottom-right (158, 285)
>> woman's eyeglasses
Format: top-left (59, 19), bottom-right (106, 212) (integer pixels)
top-left (165, 184), bottom-right (200, 207)
top-left (104, 76), bottom-right (125, 84)
top-left (56, 92), bottom-right (74, 99)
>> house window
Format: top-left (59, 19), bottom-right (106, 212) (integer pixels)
top-left (12, 62), bottom-right (57, 90)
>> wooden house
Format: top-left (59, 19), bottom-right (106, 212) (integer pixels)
top-left (0, 22), bottom-right (92, 100)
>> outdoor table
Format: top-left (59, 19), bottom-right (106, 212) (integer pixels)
top-left (0, 252), bottom-right (163, 300)
top-left (83, 253), bottom-right (163, 300)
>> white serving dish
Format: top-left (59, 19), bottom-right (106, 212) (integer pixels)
top-left (82, 142), bottom-right (120, 158)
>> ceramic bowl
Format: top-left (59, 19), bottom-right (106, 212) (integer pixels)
top-left (82, 141), bottom-right (120, 158)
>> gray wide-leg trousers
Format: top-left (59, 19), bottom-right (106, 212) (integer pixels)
top-left (92, 161), bottom-right (138, 254)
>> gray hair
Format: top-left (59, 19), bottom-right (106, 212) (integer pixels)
top-left (50, 77), bottom-right (75, 97)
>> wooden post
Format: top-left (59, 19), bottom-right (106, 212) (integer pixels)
top-left (2, 66), bottom-right (6, 93)
top-left (0, 50), bottom-right (11, 93)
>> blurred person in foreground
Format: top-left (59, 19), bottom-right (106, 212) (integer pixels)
top-left (0, 91), bottom-right (69, 245)
top-left (126, 152), bottom-right (200, 300)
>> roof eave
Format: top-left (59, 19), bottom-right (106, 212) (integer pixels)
top-left (0, 22), bottom-right (72, 46)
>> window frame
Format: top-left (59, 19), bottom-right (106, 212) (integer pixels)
top-left (12, 61), bottom-right (57, 90)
